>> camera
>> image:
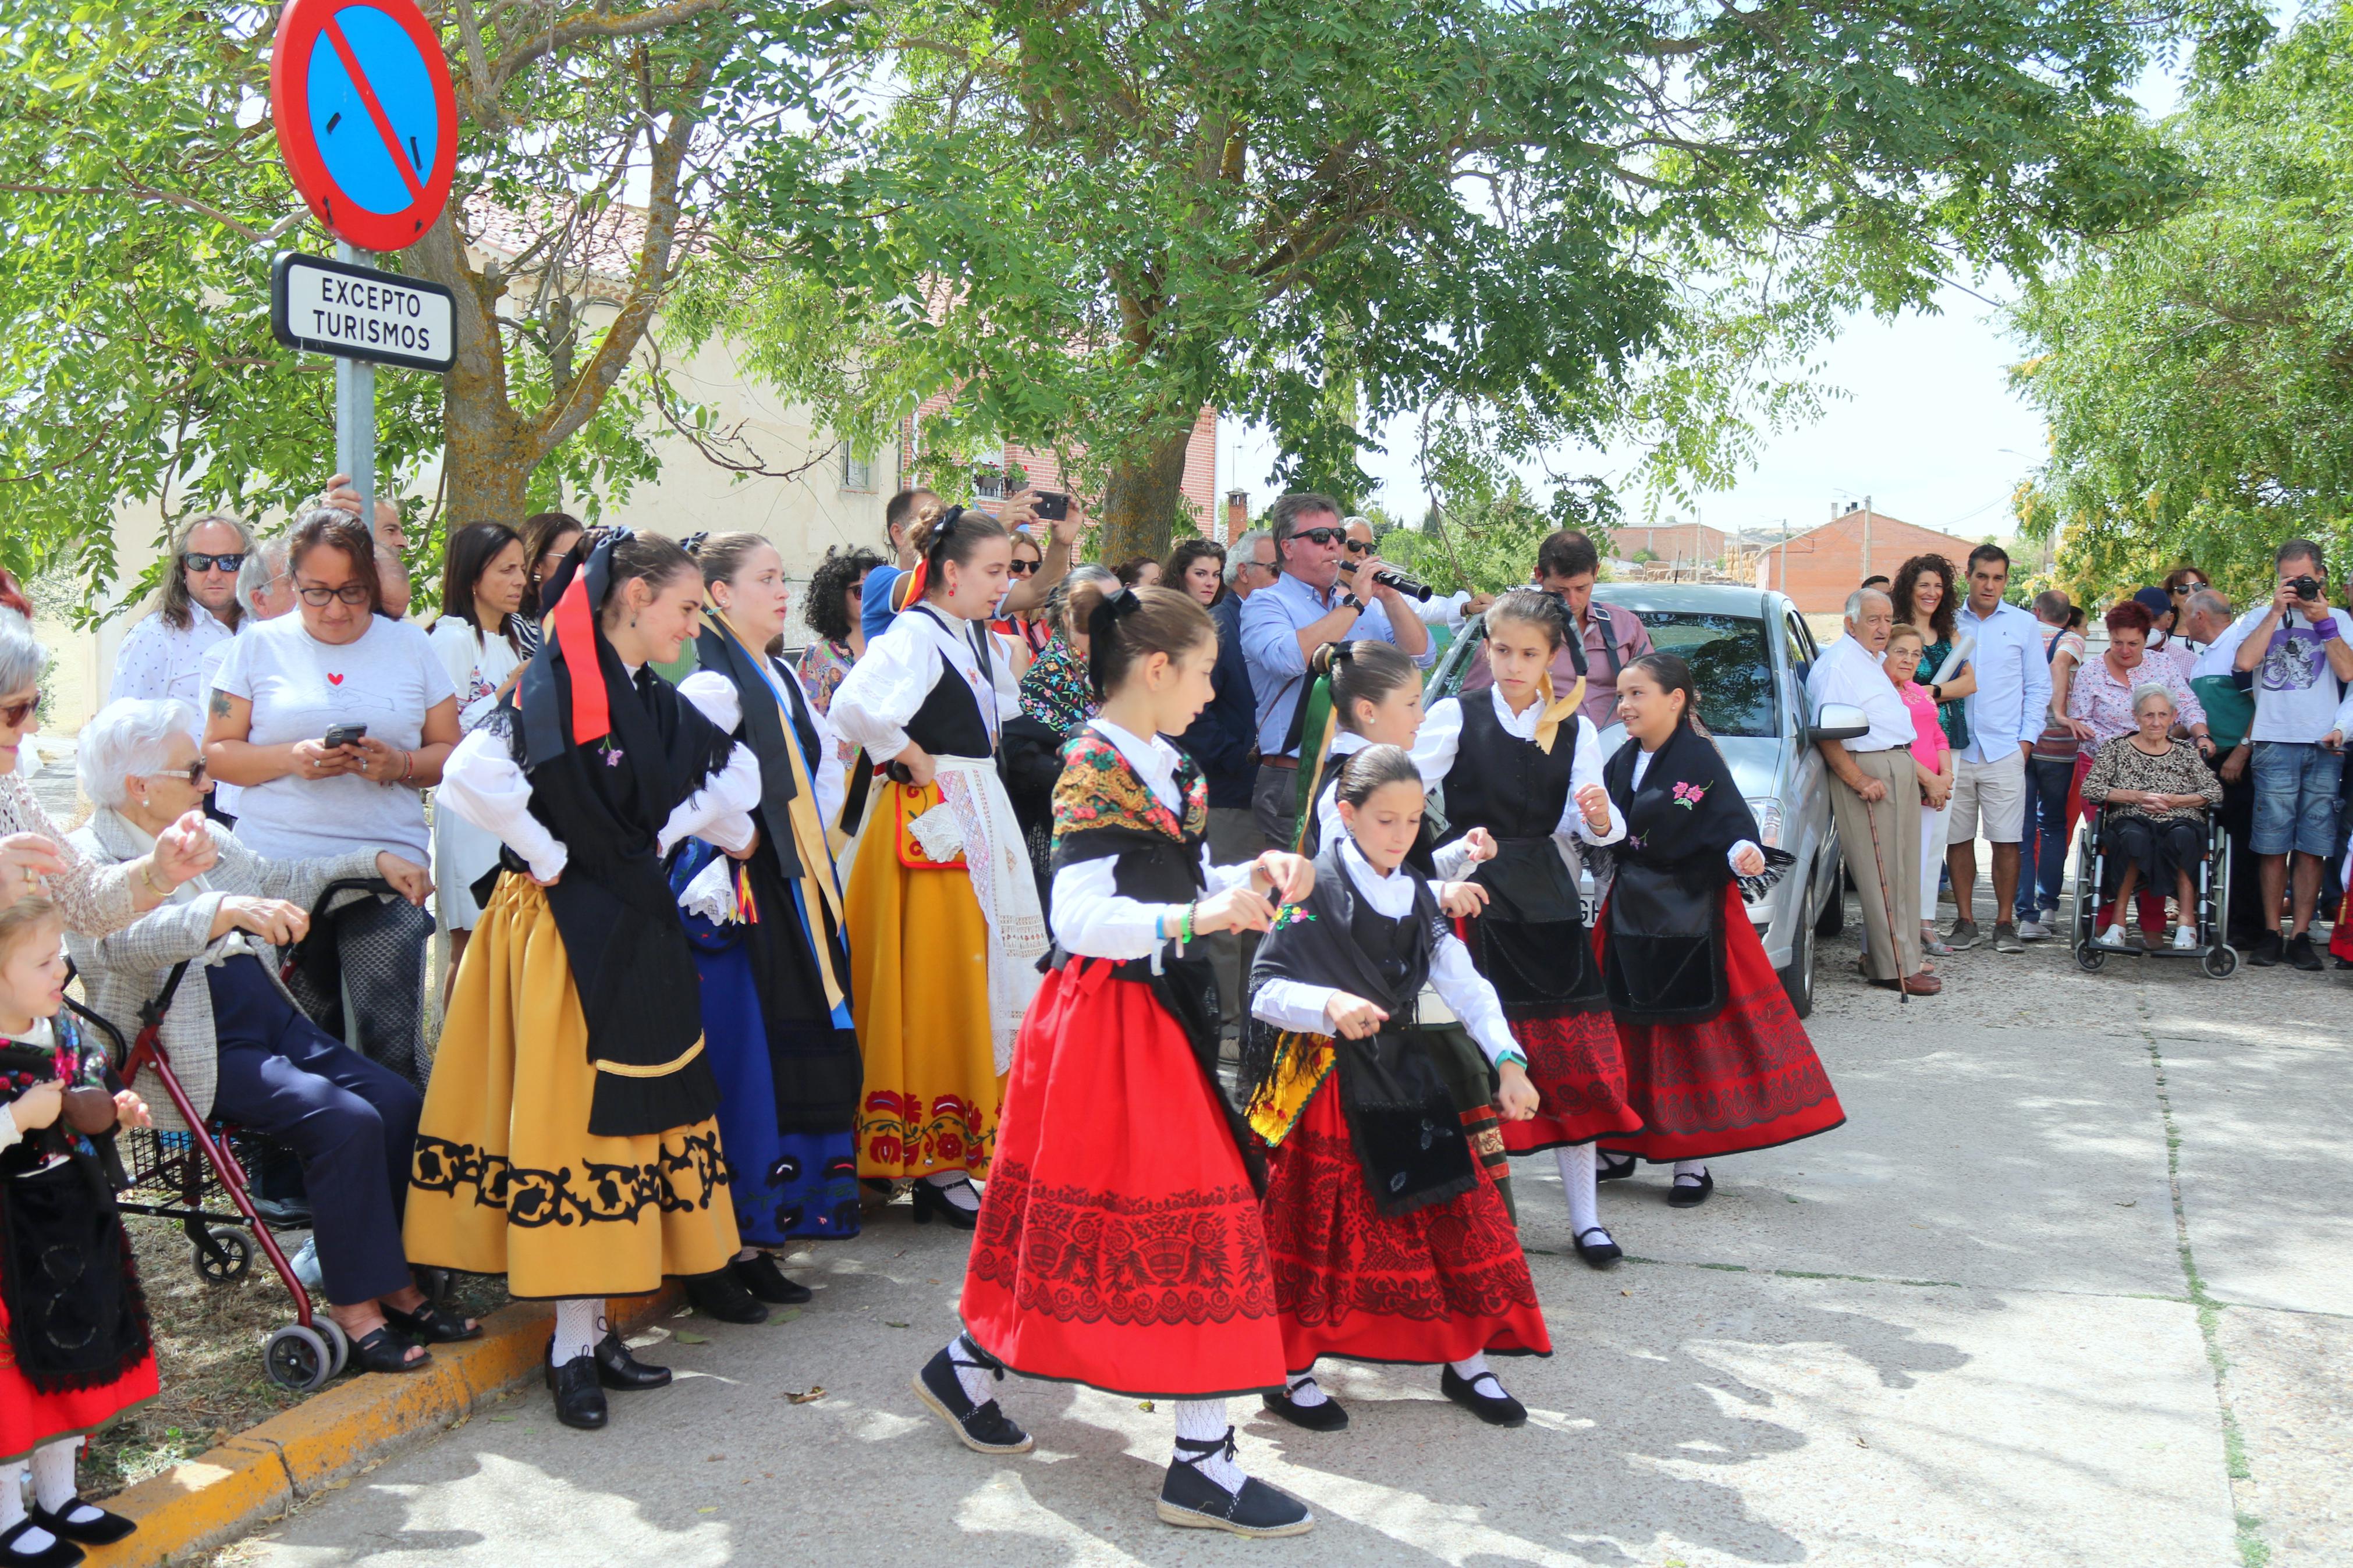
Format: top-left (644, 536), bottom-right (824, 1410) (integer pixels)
top-left (1340, 560), bottom-right (1432, 602)
top-left (2288, 574), bottom-right (2324, 603)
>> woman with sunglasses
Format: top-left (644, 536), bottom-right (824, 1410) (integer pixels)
top-left (108, 513), bottom-right (255, 753)
top-left (205, 509), bottom-right (462, 1090)
top-left (987, 531), bottom-right (1054, 655)
top-left (2, 612), bottom-right (219, 927)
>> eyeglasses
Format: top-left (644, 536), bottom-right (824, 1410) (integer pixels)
top-left (296, 582), bottom-right (372, 606)
top-left (1008, 558), bottom-right (1039, 576)
top-left (1291, 527), bottom-right (1344, 547)
top-left (2169, 583), bottom-right (2201, 596)
top-left (184, 552), bottom-right (246, 574)
top-left (0, 693), bottom-right (39, 728)
top-left (1343, 538), bottom-right (1372, 555)
top-left (147, 762), bottom-right (210, 787)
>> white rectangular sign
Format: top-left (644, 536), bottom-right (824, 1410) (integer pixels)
top-left (270, 251), bottom-right (456, 374)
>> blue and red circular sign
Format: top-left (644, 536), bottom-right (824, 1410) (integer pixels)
top-left (272, 0), bottom-right (457, 253)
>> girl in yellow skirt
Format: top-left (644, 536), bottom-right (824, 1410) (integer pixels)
top-left (829, 504), bottom-right (1046, 1226)
top-left (407, 528), bottom-right (764, 1432)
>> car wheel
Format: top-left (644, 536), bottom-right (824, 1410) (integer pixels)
top-left (1780, 886), bottom-right (1817, 1019)
top-left (1813, 859), bottom-right (1846, 938)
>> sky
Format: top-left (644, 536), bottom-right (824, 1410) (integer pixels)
top-left (1216, 62), bottom-right (2192, 549)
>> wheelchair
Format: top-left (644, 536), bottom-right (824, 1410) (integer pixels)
top-left (2069, 803), bottom-right (2238, 979)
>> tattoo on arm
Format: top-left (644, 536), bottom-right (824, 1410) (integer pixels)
top-left (209, 689), bottom-right (231, 718)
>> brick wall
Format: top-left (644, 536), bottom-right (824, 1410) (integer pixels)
top-left (1615, 522), bottom-right (1729, 562)
top-left (1751, 511), bottom-right (1992, 614)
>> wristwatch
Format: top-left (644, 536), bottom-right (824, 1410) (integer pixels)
top-left (1340, 593), bottom-right (1364, 613)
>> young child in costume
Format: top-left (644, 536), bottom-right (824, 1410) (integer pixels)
top-left (1245, 745), bottom-right (1552, 1432)
top-left (1593, 653), bottom-right (1845, 1207)
top-left (920, 582), bottom-right (1322, 1538)
top-left (1414, 588), bottom-right (1643, 1266)
top-left (0, 898), bottom-right (154, 1567)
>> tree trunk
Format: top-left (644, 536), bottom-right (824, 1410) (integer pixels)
top-left (1096, 421), bottom-right (1197, 566)
top-left (408, 213), bottom-right (532, 527)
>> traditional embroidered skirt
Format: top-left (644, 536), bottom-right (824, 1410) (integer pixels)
top-left (0, 1201), bottom-right (157, 1464)
top-left (1455, 909), bottom-right (1642, 1158)
top-left (404, 876), bottom-right (740, 1300)
top-left (1598, 886), bottom-right (1845, 1162)
top-left (1259, 1078), bottom-right (1551, 1373)
top-left (961, 960), bottom-right (1284, 1400)
top-left (844, 778), bottom-right (1003, 1181)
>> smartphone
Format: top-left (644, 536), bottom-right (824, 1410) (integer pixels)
top-left (1032, 489), bottom-right (1069, 521)
top-left (322, 723), bottom-right (368, 749)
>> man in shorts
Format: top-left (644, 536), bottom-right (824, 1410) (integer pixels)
top-left (1944, 545), bottom-right (2050, 954)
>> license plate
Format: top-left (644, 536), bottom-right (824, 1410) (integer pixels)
top-left (1581, 895), bottom-right (1598, 926)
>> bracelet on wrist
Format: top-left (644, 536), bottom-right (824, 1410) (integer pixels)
top-left (139, 859), bottom-right (169, 897)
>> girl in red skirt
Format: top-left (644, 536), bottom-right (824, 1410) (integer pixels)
top-left (1595, 654), bottom-right (1846, 1208)
top-left (920, 583), bottom-right (1320, 1539)
top-left (1415, 588), bottom-right (1645, 1267)
top-left (1245, 745), bottom-right (1552, 1432)
top-left (0, 899), bottom-right (154, 1567)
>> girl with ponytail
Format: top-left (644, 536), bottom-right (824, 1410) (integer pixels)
top-left (924, 581), bottom-right (1325, 1538)
top-left (827, 502), bottom-right (1046, 1222)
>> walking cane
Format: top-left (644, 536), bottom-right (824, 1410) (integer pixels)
top-left (1858, 775), bottom-right (1908, 1006)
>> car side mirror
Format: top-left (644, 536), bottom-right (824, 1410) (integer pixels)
top-left (1808, 702), bottom-right (1869, 745)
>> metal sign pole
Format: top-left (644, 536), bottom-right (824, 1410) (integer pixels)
top-left (332, 240), bottom-right (376, 521)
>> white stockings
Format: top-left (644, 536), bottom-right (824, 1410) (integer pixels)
top-left (552, 1299), bottom-right (604, 1365)
top-left (1172, 1399), bottom-right (1245, 1493)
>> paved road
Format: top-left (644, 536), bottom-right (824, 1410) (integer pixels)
top-left (224, 897), bottom-right (2348, 1568)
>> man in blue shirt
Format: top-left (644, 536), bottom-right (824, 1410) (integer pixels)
top-left (1238, 492), bottom-right (1432, 843)
top-left (1945, 544), bottom-right (2053, 955)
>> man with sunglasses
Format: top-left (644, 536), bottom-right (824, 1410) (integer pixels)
top-left (1238, 492), bottom-right (1432, 843)
top-left (109, 513), bottom-right (255, 754)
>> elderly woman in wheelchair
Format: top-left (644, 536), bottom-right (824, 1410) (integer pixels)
top-left (65, 699), bottom-right (475, 1374)
top-left (2080, 684), bottom-right (2223, 952)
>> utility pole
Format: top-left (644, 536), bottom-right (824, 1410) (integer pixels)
top-left (1861, 494), bottom-right (1873, 581)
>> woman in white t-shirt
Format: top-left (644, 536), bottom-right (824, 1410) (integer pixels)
top-left (427, 524), bottom-right (528, 998)
top-left (206, 510), bottom-right (460, 1087)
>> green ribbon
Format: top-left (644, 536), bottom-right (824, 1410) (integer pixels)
top-left (1290, 672), bottom-right (1337, 852)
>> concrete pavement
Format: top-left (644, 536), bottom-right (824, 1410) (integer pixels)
top-left (221, 911), bottom-right (2349, 1568)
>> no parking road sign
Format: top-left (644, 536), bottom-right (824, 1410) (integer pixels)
top-left (272, 0), bottom-right (457, 253)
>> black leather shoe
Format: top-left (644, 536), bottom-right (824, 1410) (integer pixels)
top-left (2287, 932), bottom-right (2325, 971)
top-left (27, 1497), bottom-right (134, 1547)
top-left (592, 1331), bottom-right (673, 1391)
top-left (1440, 1364), bottom-right (1528, 1427)
top-left (250, 1194), bottom-right (314, 1229)
top-left (1158, 1432), bottom-right (1314, 1537)
top-left (546, 1346), bottom-right (608, 1431)
top-left (1573, 1226), bottom-right (1623, 1267)
top-left (910, 1177), bottom-right (981, 1230)
top-left (1596, 1150), bottom-right (1638, 1182)
top-left (1260, 1382), bottom-right (1348, 1431)
top-left (1667, 1170), bottom-right (1715, 1208)
top-left (0, 1516), bottom-right (84, 1567)
top-left (912, 1345), bottom-right (1032, 1452)
top-left (729, 1252), bottom-right (814, 1305)
top-left (684, 1267), bottom-right (770, 1324)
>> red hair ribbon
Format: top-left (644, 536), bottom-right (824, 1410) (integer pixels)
top-left (549, 566), bottom-right (610, 747)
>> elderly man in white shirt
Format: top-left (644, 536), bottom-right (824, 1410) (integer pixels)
top-left (109, 513), bottom-right (254, 744)
top-left (1806, 585), bottom-right (1937, 995)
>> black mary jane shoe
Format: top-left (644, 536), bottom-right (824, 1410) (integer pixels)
top-left (381, 1299), bottom-right (483, 1345)
top-left (349, 1325), bottom-right (432, 1374)
top-left (1573, 1226), bottom-right (1624, 1268)
top-left (1667, 1169), bottom-right (1715, 1209)
top-left (0, 1516), bottom-right (83, 1568)
top-left (546, 1346), bottom-right (608, 1431)
top-left (729, 1251), bottom-right (814, 1306)
top-left (1439, 1365), bottom-right (1528, 1428)
top-left (26, 1498), bottom-right (134, 1548)
top-left (911, 1346), bottom-right (1032, 1453)
top-left (592, 1331), bottom-right (673, 1392)
top-left (684, 1267), bottom-right (771, 1325)
top-left (1260, 1382), bottom-right (1348, 1432)
top-left (1158, 1430), bottom-right (1314, 1537)
top-left (910, 1177), bottom-right (981, 1231)
top-left (1596, 1150), bottom-right (1638, 1182)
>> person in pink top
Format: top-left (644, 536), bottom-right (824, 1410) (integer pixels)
top-left (1886, 626), bottom-right (1955, 959)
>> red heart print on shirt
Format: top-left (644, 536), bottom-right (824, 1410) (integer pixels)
top-left (327, 673), bottom-right (344, 685)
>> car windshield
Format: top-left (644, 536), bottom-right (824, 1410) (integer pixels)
top-left (1636, 611), bottom-right (1778, 737)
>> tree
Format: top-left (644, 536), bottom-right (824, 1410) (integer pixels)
top-left (711, 0), bottom-right (2219, 565)
top-left (0, 0), bottom-right (849, 605)
top-left (2013, 2), bottom-right (2353, 601)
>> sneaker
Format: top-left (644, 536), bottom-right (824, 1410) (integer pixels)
top-left (1945, 918), bottom-right (1983, 950)
top-left (2286, 932), bottom-right (2325, 972)
top-left (1159, 1433), bottom-right (1315, 1538)
top-left (2173, 926), bottom-right (2199, 951)
top-left (2102, 923), bottom-right (2129, 948)
top-left (1991, 923), bottom-right (2026, 954)
top-left (2016, 919), bottom-right (2052, 941)
top-left (2248, 931), bottom-right (2284, 967)
top-left (911, 1346), bottom-right (1033, 1455)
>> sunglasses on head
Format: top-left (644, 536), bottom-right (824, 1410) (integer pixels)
top-left (185, 552), bottom-right (246, 574)
top-left (1291, 527), bottom-right (1344, 547)
top-left (0, 693), bottom-right (37, 728)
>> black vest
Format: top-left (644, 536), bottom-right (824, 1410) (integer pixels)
top-left (1438, 694), bottom-right (1574, 844)
top-left (900, 610), bottom-right (995, 758)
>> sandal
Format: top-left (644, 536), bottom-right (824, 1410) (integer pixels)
top-left (348, 1325), bottom-right (432, 1374)
top-left (382, 1299), bottom-right (482, 1344)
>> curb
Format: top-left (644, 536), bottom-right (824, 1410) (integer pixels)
top-left (87, 1288), bottom-right (680, 1567)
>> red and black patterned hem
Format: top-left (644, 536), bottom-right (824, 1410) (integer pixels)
top-left (1499, 1007), bottom-right (1648, 1155)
